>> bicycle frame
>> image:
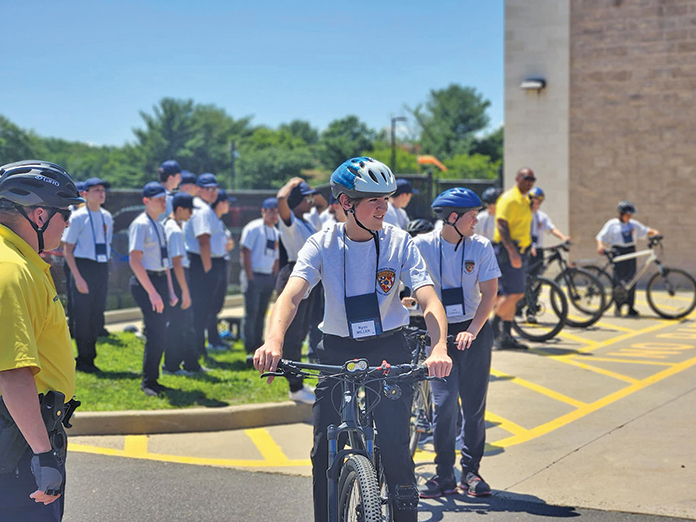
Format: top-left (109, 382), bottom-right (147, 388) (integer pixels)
top-left (611, 247), bottom-right (661, 292)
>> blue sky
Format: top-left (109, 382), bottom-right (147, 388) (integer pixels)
top-left (1, 0), bottom-right (503, 146)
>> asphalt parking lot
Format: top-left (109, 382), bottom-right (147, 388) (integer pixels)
top-left (69, 301), bottom-right (696, 520)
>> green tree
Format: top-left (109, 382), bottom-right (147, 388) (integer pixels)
top-left (364, 147), bottom-right (420, 174)
top-left (318, 115), bottom-right (376, 170)
top-left (442, 153), bottom-right (499, 180)
top-left (279, 120), bottom-right (319, 145)
top-left (471, 126), bottom-right (503, 164)
top-left (411, 84), bottom-right (491, 159)
top-left (236, 128), bottom-right (315, 189)
top-left (0, 115), bottom-right (40, 163)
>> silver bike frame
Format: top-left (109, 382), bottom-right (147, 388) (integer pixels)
top-left (612, 247), bottom-right (661, 291)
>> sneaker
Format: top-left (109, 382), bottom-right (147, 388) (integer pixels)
top-left (460, 471), bottom-right (491, 497)
top-left (141, 383), bottom-right (168, 396)
top-left (495, 335), bottom-right (528, 350)
top-left (614, 307), bottom-right (622, 317)
top-left (188, 365), bottom-right (212, 373)
top-left (289, 386), bottom-right (315, 404)
top-left (246, 354), bottom-right (255, 369)
top-left (525, 314), bottom-right (538, 324)
top-left (627, 308), bottom-right (640, 317)
top-left (76, 362), bottom-right (101, 374)
top-left (418, 475), bottom-right (457, 499)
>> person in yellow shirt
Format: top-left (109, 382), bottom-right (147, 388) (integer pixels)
top-left (0, 160), bottom-right (83, 521)
top-left (491, 167), bottom-right (535, 350)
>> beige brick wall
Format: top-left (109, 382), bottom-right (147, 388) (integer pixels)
top-left (569, 0), bottom-right (696, 274)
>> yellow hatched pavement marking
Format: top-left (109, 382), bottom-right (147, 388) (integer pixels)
top-left (123, 435), bottom-right (148, 456)
top-left (489, 369), bottom-right (586, 408)
top-left (490, 354), bottom-right (696, 449)
top-left (485, 410), bottom-right (528, 437)
top-left (577, 356), bottom-right (673, 366)
top-left (552, 357), bottom-right (638, 384)
top-left (244, 428), bottom-right (290, 464)
top-left (592, 321), bottom-right (635, 333)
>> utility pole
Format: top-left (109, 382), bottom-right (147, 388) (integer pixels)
top-left (390, 117), bottom-right (407, 173)
top-left (229, 140), bottom-right (236, 190)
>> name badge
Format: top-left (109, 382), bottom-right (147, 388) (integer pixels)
top-left (445, 304), bottom-right (464, 318)
top-left (350, 320), bottom-right (377, 339)
top-left (95, 243), bottom-right (108, 263)
top-left (161, 246), bottom-right (169, 267)
top-left (266, 239), bottom-right (276, 251)
top-left (441, 287), bottom-right (465, 318)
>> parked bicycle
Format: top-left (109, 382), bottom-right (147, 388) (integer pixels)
top-left (537, 242), bottom-right (607, 327)
top-left (512, 272), bottom-right (568, 342)
top-left (581, 235), bottom-right (696, 319)
top-left (263, 358), bottom-right (441, 522)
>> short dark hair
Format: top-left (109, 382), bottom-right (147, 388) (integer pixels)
top-left (158, 168), bottom-right (177, 183)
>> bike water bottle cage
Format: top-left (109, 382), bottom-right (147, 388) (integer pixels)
top-left (394, 484), bottom-right (419, 511)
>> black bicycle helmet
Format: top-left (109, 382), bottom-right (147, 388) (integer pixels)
top-left (0, 160), bottom-right (83, 253)
top-left (481, 187), bottom-right (502, 205)
top-left (617, 200), bottom-right (636, 214)
top-left (406, 218), bottom-right (434, 237)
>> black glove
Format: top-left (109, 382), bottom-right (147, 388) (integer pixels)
top-left (30, 450), bottom-right (64, 496)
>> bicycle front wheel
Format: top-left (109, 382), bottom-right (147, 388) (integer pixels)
top-left (646, 268), bottom-right (696, 319)
top-left (513, 276), bottom-right (568, 342)
top-left (409, 381), bottom-right (432, 459)
top-left (338, 455), bottom-right (383, 522)
top-left (555, 268), bottom-right (606, 328)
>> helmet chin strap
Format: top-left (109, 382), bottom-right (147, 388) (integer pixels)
top-left (15, 206), bottom-right (53, 254)
top-left (444, 214), bottom-right (464, 252)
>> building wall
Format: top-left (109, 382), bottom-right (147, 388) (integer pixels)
top-left (569, 0), bottom-right (696, 272)
top-left (504, 0), bottom-right (570, 237)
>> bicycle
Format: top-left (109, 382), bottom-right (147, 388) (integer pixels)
top-left (582, 235), bottom-right (696, 319)
top-left (263, 358), bottom-right (441, 522)
top-left (538, 242), bottom-right (607, 328)
top-left (512, 273), bottom-right (569, 342)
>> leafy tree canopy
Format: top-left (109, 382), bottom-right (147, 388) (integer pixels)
top-left (318, 115), bottom-right (376, 170)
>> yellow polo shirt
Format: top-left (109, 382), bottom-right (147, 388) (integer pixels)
top-left (493, 186), bottom-right (533, 251)
top-left (0, 224), bottom-right (75, 399)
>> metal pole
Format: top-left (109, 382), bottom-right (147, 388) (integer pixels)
top-left (390, 117), bottom-right (406, 173)
top-left (230, 140), bottom-right (236, 190)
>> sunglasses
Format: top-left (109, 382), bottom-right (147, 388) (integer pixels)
top-left (523, 176), bottom-right (536, 182)
top-left (44, 207), bottom-right (71, 223)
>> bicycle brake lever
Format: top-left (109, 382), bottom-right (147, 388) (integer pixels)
top-left (260, 371), bottom-right (285, 378)
top-left (426, 376), bottom-right (447, 383)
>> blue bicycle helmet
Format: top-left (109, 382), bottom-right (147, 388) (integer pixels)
top-left (481, 187), bottom-right (502, 205)
top-left (431, 188), bottom-right (482, 216)
top-left (529, 187), bottom-right (545, 201)
top-left (330, 157), bottom-right (396, 200)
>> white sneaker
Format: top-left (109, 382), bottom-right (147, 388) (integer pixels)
top-left (289, 386), bottom-right (315, 404)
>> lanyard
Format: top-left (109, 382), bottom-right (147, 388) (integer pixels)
top-left (342, 227), bottom-right (379, 299)
top-left (146, 214), bottom-right (166, 267)
top-left (87, 209), bottom-right (107, 245)
top-left (439, 234), bottom-right (465, 291)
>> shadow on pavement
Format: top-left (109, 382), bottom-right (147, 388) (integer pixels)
top-left (418, 491), bottom-right (579, 520)
top-left (159, 388), bottom-right (228, 408)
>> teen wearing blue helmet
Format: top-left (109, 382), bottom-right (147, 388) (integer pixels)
top-left (255, 157), bottom-right (451, 522)
top-left (413, 187), bottom-right (500, 498)
top-left (474, 187), bottom-right (502, 241)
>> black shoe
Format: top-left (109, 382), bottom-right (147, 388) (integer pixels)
top-left (141, 385), bottom-right (159, 397)
top-left (76, 362), bottom-right (101, 374)
top-left (496, 335), bottom-right (528, 350)
top-left (460, 471), bottom-right (491, 497)
top-left (246, 354), bottom-right (255, 368)
top-left (614, 307), bottom-right (622, 317)
top-left (627, 308), bottom-right (639, 317)
top-left (418, 474), bottom-right (457, 499)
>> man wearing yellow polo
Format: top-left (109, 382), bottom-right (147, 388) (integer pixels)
top-left (0, 160), bottom-right (83, 521)
top-left (491, 167), bottom-right (536, 350)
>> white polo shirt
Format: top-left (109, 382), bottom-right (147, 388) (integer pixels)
top-left (240, 218), bottom-right (280, 275)
top-left (128, 212), bottom-right (170, 271)
top-left (413, 231), bottom-right (501, 324)
top-left (531, 210), bottom-right (556, 249)
top-left (184, 197), bottom-right (227, 258)
top-left (383, 203), bottom-right (409, 230)
top-left (62, 206), bottom-right (113, 262)
top-left (292, 223), bottom-right (433, 338)
top-left (596, 218), bottom-right (649, 247)
top-left (474, 209), bottom-right (495, 242)
top-left (279, 207), bottom-right (322, 262)
top-left (164, 218), bottom-right (189, 269)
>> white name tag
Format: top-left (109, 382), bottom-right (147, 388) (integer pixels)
top-left (97, 255), bottom-right (108, 263)
top-left (445, 304), bottom-right (464, 318)
top-left (351, 320), bottom-right (377, 339)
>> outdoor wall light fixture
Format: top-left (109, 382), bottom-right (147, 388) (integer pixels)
top-left (520, 78), bottom-right (546, 91)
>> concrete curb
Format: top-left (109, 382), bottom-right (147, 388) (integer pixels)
top-left (69, 401), bottom-right (312, 436)
top-left (104, 294), bottom-right (245, 325)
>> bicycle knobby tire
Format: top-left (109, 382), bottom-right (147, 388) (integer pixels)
top-left (646, 268), bottom-right (696, 319)
top-left (338, 454), bottom-right (383, 522)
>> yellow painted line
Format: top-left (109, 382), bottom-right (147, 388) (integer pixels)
top-left (123, 435), bottom-right (149, 456)
top-left (489, 369), bottom-right (586, 408)
top-left (607, 351), bottom-right (670, 359)
top-left (492, 354), bottom-right (696, 448)
top-left (69, 442), bottom-right (311, 468)
top-left (485, 410), bottom-right (528, 437)
top-left (244, 428), bottom-right (290, 464)
top-left (553, 357), bottom-right (638, 384)
top-left (577, 356), bottom-right (673, 366)
top-left (574, 321), bottom-right (681, 354)
top-left (592, 321), bottom-right (636, 333)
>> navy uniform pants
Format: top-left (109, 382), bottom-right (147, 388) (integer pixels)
top-left (0, 448), bottom-right (65, 522)
top-left (72, 258), bottom-right (109, 367)
top-left (431, 320), bottom-right (493, 477)
top-left (206, 259), bottom-right (229, 347)
top-left (312, 332), bottom-right (417, 522)
top-left (613, 244), bottom-right (637, 309)
top-left (188, 254), bottom-right (225, 356)
top-left (243, 272), bottom-right (276, 355)
top-left (130, 272), bottom-right (170, 387)
top-left (164, 268), bottom-right (201, 373)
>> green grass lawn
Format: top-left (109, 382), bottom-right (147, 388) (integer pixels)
top-left (75, 332), bottom-right (289, 411)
